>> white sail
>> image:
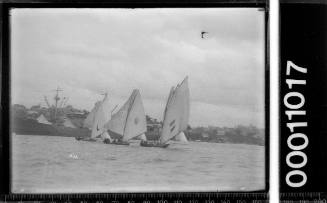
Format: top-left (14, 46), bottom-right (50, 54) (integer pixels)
top-left (37, 114), bottom-right (51, 125)
top-left (122, 90), bottom-right (147, 142)
top-left (83, 101), bottom-right (101, 129)
top-left (105, 91), bottom-right (135, 136)
top-left (105, 89), bottom-right (147, 142)
top-left (91, 93), bottom-right (111, 138)
top-left (159, 87), bottom-right (181, 144)
top-left (159, 77), bottom-right (190, 144)
top-left (163, 87), bottom-right (175, 121)
top-left (173, 131), bottom-right (188, 142)
top-left (178, 77), bottom-right (190, 131)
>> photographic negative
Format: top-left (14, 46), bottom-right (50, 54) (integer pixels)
top-left (10, 8), bottom-right (266, 193)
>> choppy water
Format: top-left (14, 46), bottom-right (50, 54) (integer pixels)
top-left (12, 135), bottom-right (265, 193)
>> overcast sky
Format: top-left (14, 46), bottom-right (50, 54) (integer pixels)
top-left (11, 8), bottom-right (265, 128)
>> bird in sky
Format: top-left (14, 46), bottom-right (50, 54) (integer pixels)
top-left (201, 31), bottom-right (208, 39)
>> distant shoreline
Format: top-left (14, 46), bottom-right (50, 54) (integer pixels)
top-left (12, 133), bottom-right (265, 146)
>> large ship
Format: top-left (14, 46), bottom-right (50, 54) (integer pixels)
top-left (11, 87), bottom-right (90, 137)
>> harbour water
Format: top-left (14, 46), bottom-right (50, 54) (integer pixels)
top-left (12, 134), bottom-right (265, 193)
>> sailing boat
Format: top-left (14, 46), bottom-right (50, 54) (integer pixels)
top-left (75, 93), bottom-right (111, 141)
top-left (140, 76), bottom-right (190, 148)
top-left (103, 89), bottom-right (147, 145)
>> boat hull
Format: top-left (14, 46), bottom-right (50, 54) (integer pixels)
top-left (103, 138), bottom-right (130, 145)
top-left (12, 117), bottom-right (90, 137)
top-left (75, 137), bottom-right (97, 142)
top-left (140, 141), bottom-right (169, 148)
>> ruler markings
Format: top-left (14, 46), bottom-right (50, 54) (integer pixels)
top-left (0, 192), bottom-right (271, 203)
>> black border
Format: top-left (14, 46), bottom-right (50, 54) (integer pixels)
top-left (1, 1), bottom-right (269, 201)
top-left (279, 1), bottom-right (327, 198)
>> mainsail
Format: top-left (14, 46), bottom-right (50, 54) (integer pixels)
top-left (105, 89), bottom-right (147, 142)
top-left (83, 101), bottom-right (101, 129)
top-left (123, 90), bottom-right (147, 142)
top-left (91, 93), bottom-right (111, 138)
top-left (177, 76), bottom-right (190, 130)
top-left (105, 94), bottom-right (132, 136)
top-left (159, 77), bottom-right (190, 144)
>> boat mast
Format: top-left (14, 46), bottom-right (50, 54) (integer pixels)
top-left (53, 87), bottom-right (63, 124)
